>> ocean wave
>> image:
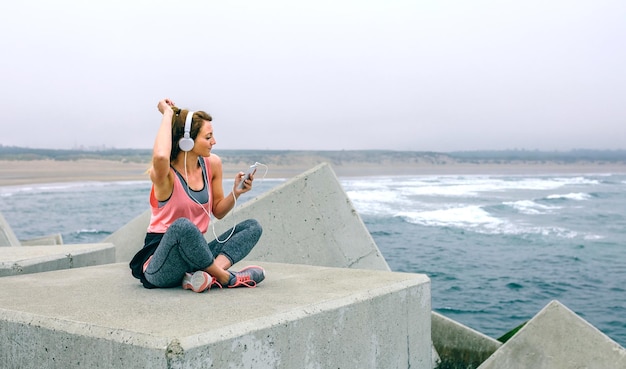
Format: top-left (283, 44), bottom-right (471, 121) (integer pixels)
top-left (550, 176), bottom-right (599, 185)
top-left (503, 200), bottom-right (560, 214)
top-left (436, 306), bottom-right (489, 315)
top-left (396, 205), bottom-right (504, 229)
top-left (0, 180), bottom-right (151, 197)
top-left (366, 175), bottom-right (598, 198)
top-left (72, 229), bottom-right (110, 235)
top-left (505, 282), bottom-right (524, 290)
top-left (545, 192), bottom-right (591, 201)
top-left (396, 205), bottom-right (593, 239)
top-left (346, 189), bottom-right (408, 216)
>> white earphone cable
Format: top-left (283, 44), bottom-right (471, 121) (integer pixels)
top-left (183, 152), bottom-right (237, 244)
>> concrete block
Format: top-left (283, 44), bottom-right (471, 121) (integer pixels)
top-left (0, 243), bottom-right (115, 277)
top-left (0, 212), bottom-right (63, 247)
top-left (0, 211), bottom-right (20, 247)
top-left (478, 300), bottom-right (626, 369)
top-left (20, 233), bottom-right (64, 246)
top-left (105, 209), bottom-right (151, 263)
top-left (431, 311), bottom-right (501, 368)
top-left (213, 163), bottom-right (390, 271)
top-left (0, 261), bottom-right (432, 369)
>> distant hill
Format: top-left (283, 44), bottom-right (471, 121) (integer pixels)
top-left (1, 146), bottom-right (625, 166)
top-left (0, 146), bottom-right (152, 163)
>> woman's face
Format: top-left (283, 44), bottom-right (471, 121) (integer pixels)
top-left (194, 120), bottom-right (216, 156)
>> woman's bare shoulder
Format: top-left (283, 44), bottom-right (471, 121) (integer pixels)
top-left (207, 154), bottom-right (223, 176)
top-left (207, 154), bottom-right (222, 166)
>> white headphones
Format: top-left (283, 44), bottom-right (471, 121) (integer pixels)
top-left (178, 111), bottom-right (195, 152)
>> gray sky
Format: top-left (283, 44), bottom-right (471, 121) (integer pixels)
top-left (1, 0), bottom-right (625, 151)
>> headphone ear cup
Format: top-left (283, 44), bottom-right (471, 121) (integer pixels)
top-left (179, 110), bottom-right (195, 152)
top-left (179, 136), bottom-right (194, 152)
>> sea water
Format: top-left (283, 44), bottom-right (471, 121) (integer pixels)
top-left (1, 173), bottom-right (625, 346)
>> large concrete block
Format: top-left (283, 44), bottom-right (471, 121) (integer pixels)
top-left (213, 163), bottom-right (390, 271)
top-left (0, 212), bottom-right (20, 247)
top-left (478, 300), bottom-right (626, 369)
top-left (432, 311), bottom-right (502, 368)
top-left (106, 209), bottom-right (151, 263)
top-left (0, 261), bottom-right (432, 369)
top-left (19, 233), bottom-right (64, 246)
top-left (0, 243), bottom-right (115, 277)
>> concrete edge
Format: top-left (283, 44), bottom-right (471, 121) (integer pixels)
top-left (515, 300), bottom-right (626, 350)
top-left (0, 307), bottom-right (170, 350)
top-left (180, 271), bottom-right (430, 350)
top-left (0, 243), bottom-right (116, 277)
top-left (431, 311), bottom-right (502, 366)
top-left (0, 265), bottom-right (430, 356)
top-left (20, 233), bottom-right (64, 246)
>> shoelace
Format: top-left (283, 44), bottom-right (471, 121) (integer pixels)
top-left (210, 277), bottom-right (223, 289)
top-left (229, 274), bottom-right (257, 288)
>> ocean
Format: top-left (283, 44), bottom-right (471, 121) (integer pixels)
top-left (1, 173), bottom-right (625, 347)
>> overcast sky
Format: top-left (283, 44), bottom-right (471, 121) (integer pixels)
top-left (1, 0), bottom-right (625, 152)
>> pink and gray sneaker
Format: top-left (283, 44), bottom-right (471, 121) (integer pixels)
top-left (226, 265), bottom-right (266, 288)
top-left (182, 271), bottom-right (214, 293)
top-left (182, 265), bottom-right (266, 292)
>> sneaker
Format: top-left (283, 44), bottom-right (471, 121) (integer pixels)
top-left (227, 265), bottom-right (266, 288)
top-left (182, 271), bottom-right (212, 293)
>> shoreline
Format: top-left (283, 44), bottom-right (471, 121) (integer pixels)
top-left (1, 159), bottom-right (626, 187)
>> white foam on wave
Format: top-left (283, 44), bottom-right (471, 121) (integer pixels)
top-left (73, 228), bottom-right (103, 234)
top-left (390, 175), bottom-right (590, 198)
top-left (0, 180), bottom-right (151, 197)
top-left (504, 200), bottom-right (560, 214)
top-left (346, 189), bottom-right (406, 216)
top-left (528, 225), bottom-right (580, 238)
top-left (545, 192), bottom-right (591, 201)
top-left (343, 178), bottom-right (414, 214)
top-left (342, 176), bottom-right (602, 217)
top-left (397, 205), bottom-right (504, 229)
top-left (553, 176), bottom-right (600, 185)
top-left (396, 204), bottom-right (594, 238)
top-left (341, 177), bottom-right (394, 189)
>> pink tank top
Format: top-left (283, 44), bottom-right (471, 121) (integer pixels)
top-left (147, 157), bottom-right (212, 234)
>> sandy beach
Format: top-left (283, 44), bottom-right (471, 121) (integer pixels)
top-left (2, 158), bottom-right (626, 187)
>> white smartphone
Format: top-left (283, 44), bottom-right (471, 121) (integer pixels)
top-left (237, 163), bottom-right (258, 189)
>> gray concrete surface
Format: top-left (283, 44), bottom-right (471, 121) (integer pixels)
top-left (0, 261), bottom-right (432, 369)
top-left (0, 211), bottom-right (20, 247)
top-left (0, 243), bottom-right (115, 277)
top-left (20, 233), bottom-right (64, 246)
top-left (431, 311), bottom-right (502, 368)
top-left (478, 300), bottom-right (626, 369)
top-left (105, 208), bottom-right (150, 263)
top-left (215, 163), bottom-right (390, 270)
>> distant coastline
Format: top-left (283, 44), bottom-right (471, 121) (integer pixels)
top-left (1, 146), bottom-right (626, 186)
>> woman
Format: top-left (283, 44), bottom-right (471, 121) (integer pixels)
top-left (130, 98), bottom-right (265, 292)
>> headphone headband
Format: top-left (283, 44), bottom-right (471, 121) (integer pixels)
top-left (184, 111), bottom-right (195, 136)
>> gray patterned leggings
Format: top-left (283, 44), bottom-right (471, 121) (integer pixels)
top-left (144, 217), bottom-right (262, 288)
